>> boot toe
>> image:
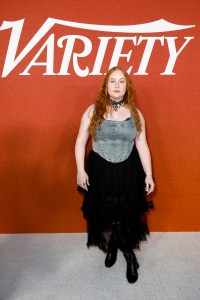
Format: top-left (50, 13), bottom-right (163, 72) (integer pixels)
top-left (105, 251), bottom-right (117, 268)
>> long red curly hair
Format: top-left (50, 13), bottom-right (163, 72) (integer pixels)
top-left (89, 66), bottom-right (142, 138)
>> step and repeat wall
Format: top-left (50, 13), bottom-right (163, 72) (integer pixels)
top-left (0, 0), bottom-right (199, 232)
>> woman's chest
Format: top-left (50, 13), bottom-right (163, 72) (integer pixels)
top-left (97, 118), bottom-right (137, 141)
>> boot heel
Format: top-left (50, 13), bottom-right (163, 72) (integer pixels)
top-left (105, 234), bottom-right (118, 268)
top-left (105, 248), bottom-right (117, 268)
top-left (123, 252), bottom-right (139, 284)
top-left (136, 258), bottom-right (139, 269)
top-left (136, 261), bottom-right (139, 269)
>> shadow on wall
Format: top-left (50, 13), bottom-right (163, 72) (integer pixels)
top-left (0, 124), bottom-right (77, 233)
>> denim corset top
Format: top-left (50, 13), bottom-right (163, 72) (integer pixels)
top-left (92, 116), bottom-right (137, 163)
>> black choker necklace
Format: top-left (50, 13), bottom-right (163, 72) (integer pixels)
top-left (109, 98), bottom-right (125, 111)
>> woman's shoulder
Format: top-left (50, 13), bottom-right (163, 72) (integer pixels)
top-left (135, 108), bottom-right (146, 127)
top-left (82, 104), bottom-right (95, 120)
top-left (136, 108), bottom-right (145, 123)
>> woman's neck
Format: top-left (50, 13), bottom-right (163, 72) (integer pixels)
top-left (109, 97), bottom-right (123, 102)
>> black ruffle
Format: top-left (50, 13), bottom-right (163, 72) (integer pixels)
top-left (79, 145), bottom-right (154, 252)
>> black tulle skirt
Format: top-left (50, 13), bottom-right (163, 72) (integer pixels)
top-left (79, 145), bottom-right (154, 252)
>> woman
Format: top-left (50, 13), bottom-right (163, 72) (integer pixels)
top-left (75, 66), bottom-right (155, 284)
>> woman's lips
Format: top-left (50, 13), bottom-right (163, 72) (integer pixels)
top-left (113, 90), bottom-right (120, 93)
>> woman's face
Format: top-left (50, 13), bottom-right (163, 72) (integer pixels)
top-left (107, 69), bottom-right (127, 101)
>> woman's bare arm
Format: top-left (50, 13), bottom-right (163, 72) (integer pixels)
top-left (135, 110), bottom-right (155, 194)
top-left (75, 105), bottom-right (94, 190)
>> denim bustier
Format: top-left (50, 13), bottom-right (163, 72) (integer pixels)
top-left (92, 116), bottom-right (137, 163)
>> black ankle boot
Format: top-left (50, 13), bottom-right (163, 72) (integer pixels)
top-left (123, 251), bottom-right (139, 283)
top-left (105, 234), bottom-right (118, 268)
top-left (111, 222), bottom-right (139, 281)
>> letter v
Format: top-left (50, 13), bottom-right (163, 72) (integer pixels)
top-left (0, 18), bottom-right (56, 77)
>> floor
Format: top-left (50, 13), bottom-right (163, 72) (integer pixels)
top-left (0, 232), bottom-right (199, 300)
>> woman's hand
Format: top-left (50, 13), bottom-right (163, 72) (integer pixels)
top-left (77, 170), bottom-right (90, 191)
top-left (145, 175), bottom-right (155, 195)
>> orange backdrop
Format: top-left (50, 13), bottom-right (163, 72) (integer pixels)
top-left (0, 0), bottom-right (199, 233)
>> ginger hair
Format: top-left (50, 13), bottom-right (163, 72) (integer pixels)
top-left (89, 66), bottom-right (142, 138)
